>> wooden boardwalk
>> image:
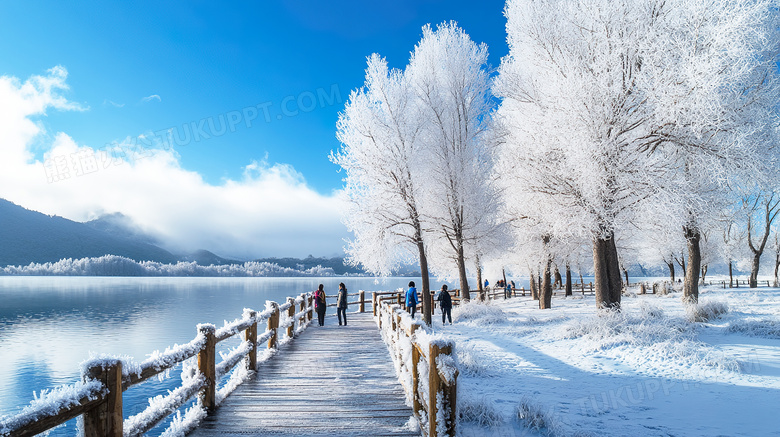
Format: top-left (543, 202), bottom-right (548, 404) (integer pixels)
top-left (190, 312), bottom-right (418, 436)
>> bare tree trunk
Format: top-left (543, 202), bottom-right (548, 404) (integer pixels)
top-left (537, 267), bottom-right (542, 302)
top-left (565, 264), bottom-right (573, 296)
top-left (676, 252), bottom-right (686, 283)
top-left (553, 267), bottom-right (563, 289)
top-left (729, 261), bottom-right (733, 288)
top-left (456, 241), bottom-right (470, 301)
top-left (540, 257), bottom-right (552, 309)
top-left (774, 253), bottom-right (779, 288)
top-left (750, 253), bottom-right (761, 288)
top-left (416, 239), bottom-right (432, 326)
top-left (529, 269), bottom-right (538, 300)
top-left (745, 192), bottom-right (780, 288)
top-left (666, 261), bottom-right (676, 284)
top-left (475, 255), bottom-right (484, 300)
top-left (701, 264), bottom-right (708, 285)
top-left (683, 225), bottom-right (701, 304)
top-left (622, 267), bottom-right (629, 287)
top-left (592, 232), bottom-right (622, 310)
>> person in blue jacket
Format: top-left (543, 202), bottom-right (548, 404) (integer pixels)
top-left (406, 281), bottom-right (419, 319)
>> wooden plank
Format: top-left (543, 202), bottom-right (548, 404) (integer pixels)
top-left (189, 312), bottom-right (417, 436)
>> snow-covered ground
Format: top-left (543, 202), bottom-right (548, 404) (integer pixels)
top-left (434, 285), bottom-right (780, 436)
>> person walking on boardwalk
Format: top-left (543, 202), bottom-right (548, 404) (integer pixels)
top-left (314, 284), bottom-right (327, 326)
top-left (437, 284), bottom-right (453, 325)
top-left (337, 282), bottom-right (348, 326)
top-left (406, 281), bottom-right (419, 319)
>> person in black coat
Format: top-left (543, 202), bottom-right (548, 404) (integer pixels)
top-left (437, 284), bottom-right (453, 325)
top-left (336, 282), bottom-right (348, 326)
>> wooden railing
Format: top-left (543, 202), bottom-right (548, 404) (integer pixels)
top-left (325, 290), bottom-right (370, 312)
top-left (721, 279), bottom-right (775, 288)
top-left (376, 300), bottom-right (458, 437)
top-left (0, 293), bottom-right (313, 437)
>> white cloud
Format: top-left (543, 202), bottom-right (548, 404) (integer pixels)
top-left (140, 94), bottom-right (161, 103)
top-left (104, 99), bottom-right (125, 108)
top-left (0, 67), bottom-right (347, 259)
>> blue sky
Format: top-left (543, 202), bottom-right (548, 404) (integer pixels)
top-left (0, 1), bottom-right (507, 258)
top-left (0, 0), bottom-right (507, 192)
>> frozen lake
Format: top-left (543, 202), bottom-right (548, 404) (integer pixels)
top-left (0, 276), bottom-right (433, 435)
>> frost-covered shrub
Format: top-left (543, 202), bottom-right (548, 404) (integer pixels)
top-left (638, 301), bottom-right (664, 319)
top-left (456, 345), bottom-right (495, 377)
top-left (556, 302), bottom-right (747, 374)
top-left (459, 397), bottom-right (504, 427)
top-left (525, 315), bottom-right (568, 326)
top-left (557, 307), bottom-right (695, 351)
top-left (453, 301), bottom-right (508, 325)
top-left (516, 396), bottom-right (562, 436)
top-left (686, 300), bottom-right (729, 322)
top-left (726, 318), bottom-right (780, 339)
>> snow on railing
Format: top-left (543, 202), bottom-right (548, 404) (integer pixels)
top-left (0, 379), bottom-right (105, 437)
top-left (375, 298), bottom-right (458, 437)
top-left (0, 292), bottom-right (314, 437)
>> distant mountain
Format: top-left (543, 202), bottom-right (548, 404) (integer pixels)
top-left (179, 249), bottom-right (241, 266)
top-left (84, 212), bottom-right (160, 245)
top-left (0, 199), bottom-right (178, 267)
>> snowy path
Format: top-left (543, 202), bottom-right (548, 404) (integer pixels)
top-left (445, 288), bottom-right (780, 436)
top-left (190, 312), bottom-right (417, 436)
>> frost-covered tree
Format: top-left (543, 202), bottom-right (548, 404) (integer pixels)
top-left (495, 0), bottom-right (672, 310)
top-left (332, 54), bottom-right (434, 324)
top-left (742, 190), bottom-right (780, 288)
top-left (641, 0), bottom-right (780, 302)
top-left (407, 22), bottom-right (498, 302)
top-left (718, 214), bottom-right (747, 288)
top-left (496, 0), bottom-right (780, 307)
top-left (772, 230), bottom-right (780, 287)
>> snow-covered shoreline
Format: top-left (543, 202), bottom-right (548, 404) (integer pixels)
top-left (438, 286), bottom-right (780, 436)
top-left (0, 254), bottom-right (341, 277)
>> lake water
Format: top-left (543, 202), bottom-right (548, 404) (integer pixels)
top-left (0, 276), bottom-right (438, 435)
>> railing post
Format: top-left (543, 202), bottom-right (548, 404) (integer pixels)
top-left (440, 343), bottom-right (457, 437)
top-left (307, 295), bottom-right (313, 321)
top-left (372, 292), bottom-right (378, 316)
top-left (197, 324), bottom-right (217, 412)
top-left (82, 359), bottom-right (123, 437)
top-left (428, 343), bottom-right (442, 437)
top-left (286, 297), bottom-right (295, 338)
top-left (359, 290), bottom-right (365, 313)
top-left (427, 342), bottom-right (457, 437)
top-left (299, 297), bottom-right (306, 327)
top-left (268, 302), bottom-right (279, 349)
top-left (244, 309), bottom-right (257, 371)
top-left (410, 326), bottom-right (421, 419)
